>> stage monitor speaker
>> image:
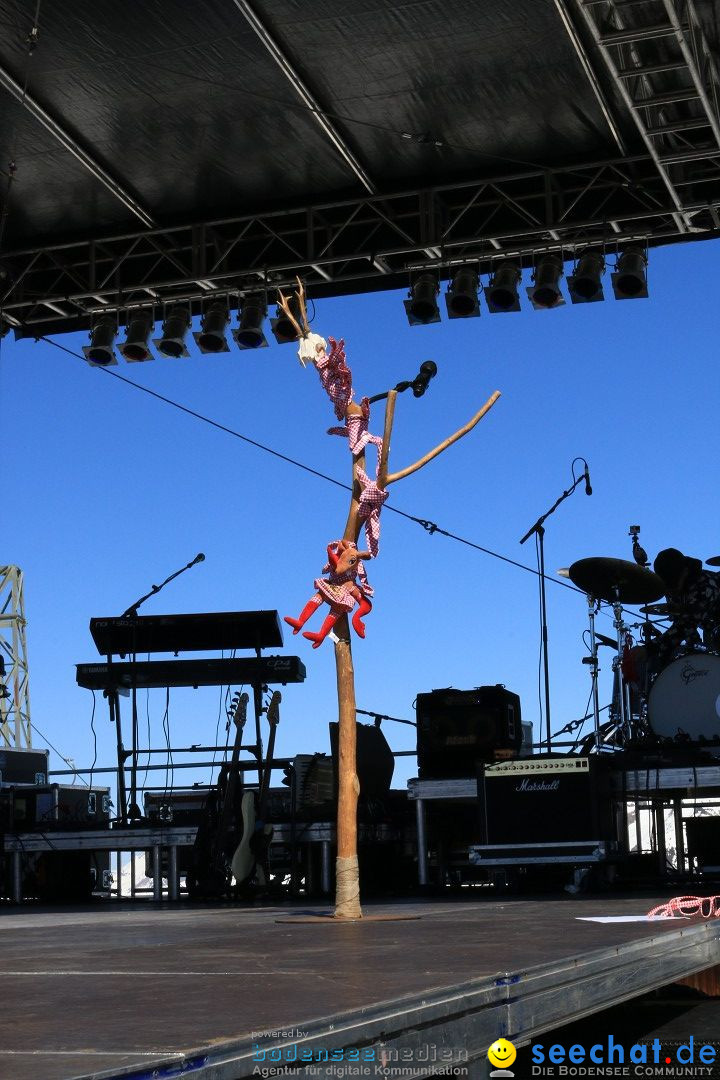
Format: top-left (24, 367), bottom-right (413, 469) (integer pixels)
top-left (329, 721), bottom-right (394, 800)
top-left (478, 757), bottom-right (617, 845)
top-left (416, 685), bottom-right (522, 779)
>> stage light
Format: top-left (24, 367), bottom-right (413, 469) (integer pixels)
top-left (83, 318), bottom-right (118, 366)
top-left (527, 255), bottom-right (565, 309)
top-left (194, 302), bottom-right (230, 353)
top-left (612, 248), bottom-right (648, 299)
top-left (568, 250), bottom-right (605, 304)
top-left (271, 294), bottom-right (303, 344)
top-left (155, 306), bottom-right (191, 357)
top-left (404, 273), bottom-right (441, 325)
top-left (485, 261), bottom-right (521, 312)
top-left (119, 311), bottom-right (154, 362)
top-left (234, 294), bottom-right (268, 349)
top-left (445, 266), bottom-right (480, 318)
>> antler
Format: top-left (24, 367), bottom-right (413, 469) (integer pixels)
top-left (294, 276), bottom-right (310, 336)
top-left (276, 276), bottom-right (311, 340)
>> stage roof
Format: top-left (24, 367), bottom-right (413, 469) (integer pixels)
top-left (1, 0), bottom-right (719, 336)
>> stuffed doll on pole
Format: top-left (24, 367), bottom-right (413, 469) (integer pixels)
top-left (285, 539), bottom-right (373, 648)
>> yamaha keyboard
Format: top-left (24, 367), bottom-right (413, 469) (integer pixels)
top-left (76, 656), bottom-right (306, 690)
top-left (89, 610), bottom-right (284, 657)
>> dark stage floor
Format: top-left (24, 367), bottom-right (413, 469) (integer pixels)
top-left (0, 896), bottom-right (718, 1080)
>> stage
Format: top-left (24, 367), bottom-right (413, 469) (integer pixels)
top-left (1, 896), bottom-right (718, 1080)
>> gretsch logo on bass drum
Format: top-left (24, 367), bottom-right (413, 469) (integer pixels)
top-left (515, 778), bottom-right (561, 792)
top-left (681, 663), bottom-right (709, 685)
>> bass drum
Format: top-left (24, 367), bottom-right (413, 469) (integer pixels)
top-left (648, 651), bottom-right (720, 751)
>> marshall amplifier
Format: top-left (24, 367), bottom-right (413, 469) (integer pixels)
top-left (477, 757), bottom-right (617, 845)
top-left (417, 685), bottom-right (522, 779)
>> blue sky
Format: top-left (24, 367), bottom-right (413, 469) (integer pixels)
top-left (1, 238), bottom-right (719, 800)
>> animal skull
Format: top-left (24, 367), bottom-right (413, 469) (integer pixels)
top-left (297, 332), bottom-right (327, 368)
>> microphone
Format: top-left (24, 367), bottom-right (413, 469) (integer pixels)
top-left (412, 360), bottom-right (438, 398)
top-left (193, 552), bottom-right (206, 564)
top-left (583, 463), bottom-right (592, 496)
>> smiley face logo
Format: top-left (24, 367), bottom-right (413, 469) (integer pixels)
top-left (487, 1038), bottom-right (517, 1070)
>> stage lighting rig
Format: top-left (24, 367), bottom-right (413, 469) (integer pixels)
top-left (404, 272), bottom-right (441, 325)
top-left (119, 310), bottom-right (154, 362)
top-left (612, 247), bottom-right (648, 299)
top-left (83, 318), bottom-right (118, 366)
top-left (485, 261), bottom-right (521, 312)
top-left (194, 302), bottom-right (230, 353)
top-left (155, 306), bottom-right (191, 357)
top-left (568, 250), bottom-right (605, 304)
top-left (445, 266), bottom-right (480, 319)
top-left (527, 255), bottom-right (565, 309)
top-left (234, 294), bottom-right (268, 349)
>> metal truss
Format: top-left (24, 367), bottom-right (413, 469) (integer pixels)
top-left (0, 566), bottom-right (32, 749)
top-left (572, 0), bottom-right (720, 232)
top-left (1, 150), bottom-right (719, 336)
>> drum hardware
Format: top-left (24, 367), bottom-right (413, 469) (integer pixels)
top-left (583, 596), bottom-right (603, 742)
top-left (566, 557), bottom-right (663, 751)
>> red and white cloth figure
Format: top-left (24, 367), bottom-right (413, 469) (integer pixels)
top-left (284, 540), bottom-right (373, 649)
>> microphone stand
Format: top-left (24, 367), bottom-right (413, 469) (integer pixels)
top-left (118, 554), bottom-right (205, 822)
top-left (122, 554), bottom-right (205, 619)
top-left (520, 474), bottom-right (584, 752)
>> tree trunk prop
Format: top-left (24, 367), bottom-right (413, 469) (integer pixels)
top-left (280, 279), bottom-right (501, 919)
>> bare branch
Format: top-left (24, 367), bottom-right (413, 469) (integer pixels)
top-left (377, 389), bottom-right (397, 490)
top-left (385, 390), bottom-right (501, 486)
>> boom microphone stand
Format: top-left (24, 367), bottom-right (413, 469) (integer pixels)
top-left (119, 553), bottom-right (206, 820)
top-left (519, 462), bottom-right (589, 752)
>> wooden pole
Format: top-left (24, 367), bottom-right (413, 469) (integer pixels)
top-left (325, 384), bottom-right (501, 919)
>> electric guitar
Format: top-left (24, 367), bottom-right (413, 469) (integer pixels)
top-left (231, 690), bottom-right (281, 887)
top-left (190, 690), bottom-right (249, 896)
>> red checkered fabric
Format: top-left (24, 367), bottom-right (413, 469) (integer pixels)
top-left (357, 467), bottom-right (389, 558)
top-left (315, 336), bottom-right (352, 420)
top-left (327, 397), bottom-right (384, 457)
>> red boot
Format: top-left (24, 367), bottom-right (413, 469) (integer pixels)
top-left (302, 612), bottom-right (339, 649)
top-left (284, 597), bottom-right (322, 634)
top-left (351, 597), bottom-right (372, 639)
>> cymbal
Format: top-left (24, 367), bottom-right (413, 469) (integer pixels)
top-left (640, 603), bottom-right (677, 617)
top-left (568, 557), bottom-right (665, 604)
top-left (706, 555), bottom-right (720, 567)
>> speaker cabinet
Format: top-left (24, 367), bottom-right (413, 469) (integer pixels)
top-left (416, 685), bottom-right (522, 779)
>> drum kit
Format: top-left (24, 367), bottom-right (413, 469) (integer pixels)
top-left (559, 554), bottom-right (720, 754)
